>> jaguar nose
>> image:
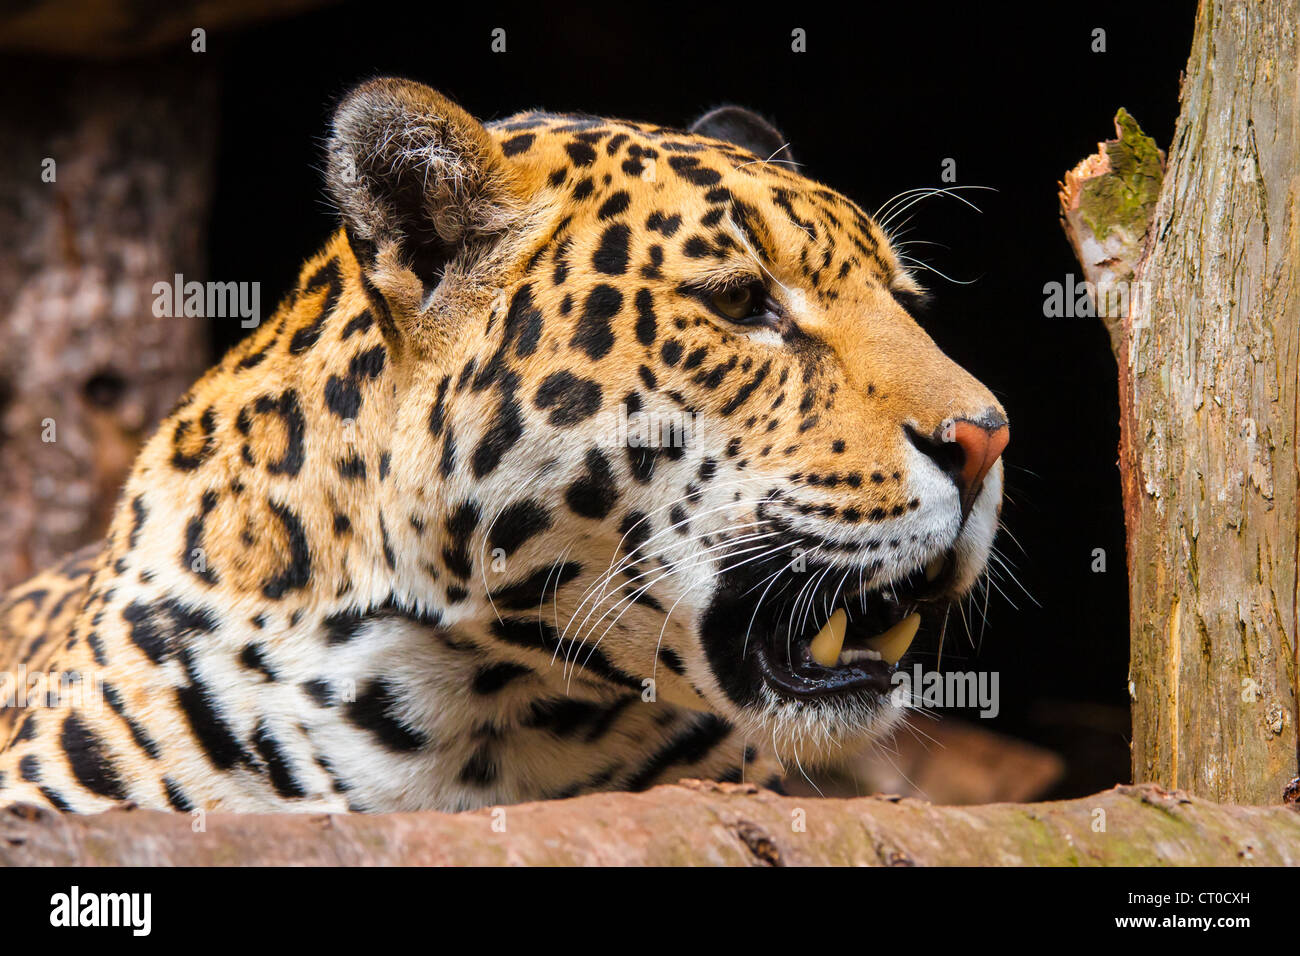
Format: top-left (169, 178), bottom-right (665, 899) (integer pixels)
top-left (908, 412), bottom-right (1009, 515)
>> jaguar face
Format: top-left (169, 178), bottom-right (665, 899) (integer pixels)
top-left (328, 80), bottom-right (1007, 766)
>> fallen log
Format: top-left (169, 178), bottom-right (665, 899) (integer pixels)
top-left (2, 781), bottom-right (1297, 866)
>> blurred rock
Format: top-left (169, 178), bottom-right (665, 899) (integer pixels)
top-left (785, 716), bottom-right (1065, 804)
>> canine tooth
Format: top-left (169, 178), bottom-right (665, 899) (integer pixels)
top-left (863, 612), bottom-right (921, 665)
top-left (925, 556), bottom-right (945, 582)
top-left (809, 608), bottom-right (847, 666)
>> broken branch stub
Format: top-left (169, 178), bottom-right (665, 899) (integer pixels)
top-left (1058, 108), bottom-right (1164, 353)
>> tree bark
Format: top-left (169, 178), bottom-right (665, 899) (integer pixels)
top-left (2, 782), bottom-right (1297, 866)
top-left (1061, 0), bottom-right (1300, 803)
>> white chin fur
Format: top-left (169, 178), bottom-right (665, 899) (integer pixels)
top-left (734, 685), bottom-right (908, 766)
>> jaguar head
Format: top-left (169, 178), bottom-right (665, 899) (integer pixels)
top-left (326, 79), bottom-right (1007, 764)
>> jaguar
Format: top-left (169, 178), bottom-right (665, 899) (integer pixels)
top-left (0, 79), bottom-right (1007, 812)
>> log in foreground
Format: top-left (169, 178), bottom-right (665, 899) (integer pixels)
top-left (3, 781), bottom-right (1298, 866)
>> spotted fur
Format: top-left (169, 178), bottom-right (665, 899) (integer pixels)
top-left (0, 80), bottom-right (1006, 812)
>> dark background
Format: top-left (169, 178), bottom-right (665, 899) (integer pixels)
top-left (202, 1), bottom-right (1197, 796)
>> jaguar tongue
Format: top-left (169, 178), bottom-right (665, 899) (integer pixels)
top-left (808, 609), bottom-right (922, 668)
top-left (863, 612), bottom-right (921, 665)
top-left (808, 608), bottom-right (847, 666)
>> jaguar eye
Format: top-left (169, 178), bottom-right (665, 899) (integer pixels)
top-left (710, 282), bottom-right (766, 322)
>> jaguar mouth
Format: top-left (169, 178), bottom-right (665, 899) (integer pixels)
top-left (749, 552), bottom-right (952, 701)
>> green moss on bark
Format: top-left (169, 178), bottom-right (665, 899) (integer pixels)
top-left (1077, 108), bottom-right (1163, 241)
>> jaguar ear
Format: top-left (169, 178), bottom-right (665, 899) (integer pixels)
top-left (325, 78), bottom-right (521, 325)
top-left (689, 106), bottom-right (792, 164)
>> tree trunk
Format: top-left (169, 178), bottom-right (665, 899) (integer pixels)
top-left (0, 0), bottom-right (347, 592)
top-left (0, 62), bottom-right (215, 591)
top-left (1061, 0), bottom-right (1300, 803)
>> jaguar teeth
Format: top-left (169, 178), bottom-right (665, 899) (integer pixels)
top-left (808, 608), bottom-right (847, 666)
top-left (925, 555), bottom-right (946, 582)
top-left (808, 608), bottom-right (921, 667)
top-left (862, 612), bottom-right (921, 665)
